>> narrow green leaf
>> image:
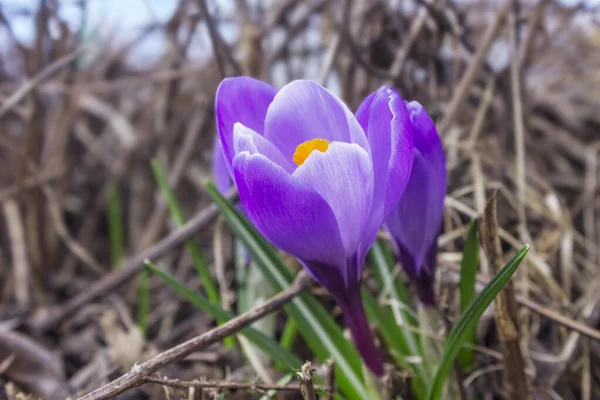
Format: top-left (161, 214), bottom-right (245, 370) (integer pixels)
top-left (275, 318), bottom-right (298, 371)
top-left (280, 318), bottom-right (297, 350)
top-left (145, 260), bottom-right (303, 369)
top-left (427, 245), bottom-right (530, 400)
top-left (368, 241), bottom-right (427, 382)
top-left (106, 184), bottom-right (124, 268)
top-left (207, 182), bottom-right (371, 400)
top-left (458, 219), bottom-right (480, 370)
top-left (236, 241), bottom-right (277, 368)
top-left (362, 290), bottom-right (427, 400)
top-left (150, 160), bottom-right (219, 304)
top-left (138, 267), bottom-right (150, 336)
top-left (370, 241), bottom-right (413, 306)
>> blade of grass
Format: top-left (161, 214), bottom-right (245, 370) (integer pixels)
top-left (458, 219), bottom-right (480, 370)
top-left (106, 184), bottom-right (124, 268)
top-left (369, 241), bottom-right (413, 306)
top-left (206, 181), bottom-right (372, 400)
top-left (275, 318), bottom-right (297, 370)
top-left (368, 241), bottom-right (427, 381)
top-left (280, 318), bottom-right (297, 350)
top-left (150, 160), bottom-right (219, 303)
top-left (150, 160), bottom-right (233, 348)
top-left (362, 289), bottom-right (427, 400)
top-left (145, 259), bottom-right (303, 369)
top-left (235, 242), bottom-right (277, 379)
top-left (426, 245), bottom-right (529, 400)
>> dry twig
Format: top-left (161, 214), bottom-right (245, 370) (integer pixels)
top-left (76, 271), bottom-right (312, 400)
top-left (480, 193), bottom-right (530, 399)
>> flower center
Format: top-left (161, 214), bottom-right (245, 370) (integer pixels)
top-left (293, 138), bottom-right (330, 166)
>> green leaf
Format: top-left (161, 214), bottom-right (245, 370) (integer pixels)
top-left (276, 318), bottom-right (298, 371)
top-left (145, 259), bottom-right (303, 369)
top-left (362, 289), bottom-right (426, 400)
top-left (368, 241), bottom-right (428, 382)
top-left (458, 219), bottom-right (480, 370)
top-left (280, 318), bottom-right (297, 350)
top-left (150, 160), bottom-right (219, 304)
top-left (207, 181), bottom-right (371, 400)
top-left (106, 184), bottom-right (124, 268)
top-left (427, 245), bottom-right (529, 400)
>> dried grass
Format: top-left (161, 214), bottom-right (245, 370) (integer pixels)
top-left (0, 0), bottom-right (599, 398)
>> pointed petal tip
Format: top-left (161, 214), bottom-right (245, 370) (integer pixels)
top-left (211, 138), bottom-right (232, 194)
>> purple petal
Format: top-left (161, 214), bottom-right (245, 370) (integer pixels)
top-left (233, 123), bottom-right (295, 173)
top-left (385, 101), bottom-right (446, 305)
top-left (212, 137), bottom-right (232, 194)
top-left (293, 143), bottom-right (373, 285)
top-left (264, 80), bottom-right (369, 162)
top-left (408, 101), bottom-right (447, 214)
top-left (216, 77), bottom-right (277, 169)
top-left (336, 285), bottom-right (385, 376)
top-left (232, 151), bottom-right (347, 277)
top-left (355, 86), bottom-right (414, 260)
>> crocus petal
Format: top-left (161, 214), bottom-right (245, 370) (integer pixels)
top-left (232, 151), bottom-right (347, 277)
top-left (385, 101), bottom-right (446, 305)
top-left (355, 86), bottom-right (414, 259)
top-left (212, 137), bottom-right (232, 194)
top-left (233, 123), bottom-right (295, 173)
top-left (293, 142), bottom-right (373, 285)
top-left (385, 152), bottom-right (433, 267)
top-left (408, 101), bottom-right (447, 213)
top-left (216, 77), bottom-right (277, 169)
top-left (264, 80), bottom-right (369, 162)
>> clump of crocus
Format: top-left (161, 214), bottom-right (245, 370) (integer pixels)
top-left (384, 101), bottom-right (447, 306)
top-left (214, 77), bottom-right (415, 376)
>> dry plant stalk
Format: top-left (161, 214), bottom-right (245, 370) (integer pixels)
top-left (480, 192), bottom-right (530, 400)
top-left (298, 361), bottom-right (317, 400)
top-left (77, 271), bottom-right (312, 400)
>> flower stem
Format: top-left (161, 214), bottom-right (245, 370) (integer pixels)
top-left (337, 288), bottom-right (385, 377)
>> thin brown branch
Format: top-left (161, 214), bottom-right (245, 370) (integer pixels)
top-left (0, 47), bottom-right (87, 120)
top-left (2, 200), bottom-right (30, 307)
top-left (480, 193), bottom-right (530, 399)
top-left (0, 169), bottom-right (64, 203)
top-left (341, 0), bottom-right (393, 80)
top-left (325, 359), bottom-right (335, 400)
top-left (194, 0), bottom-right (240, 78)
top-left (76, 271), bottom-right (312, 400)
top-left (30, 188), bottom-right (239, 333)
top-left (438, 1), bottom-right (510, 134)
top-left (443, 263), bottom-right (600, 342)
top-left (143, 376), bottom-right (329, 392)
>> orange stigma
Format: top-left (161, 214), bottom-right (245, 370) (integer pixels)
top-left (293, 138), bottom-right (330, 166)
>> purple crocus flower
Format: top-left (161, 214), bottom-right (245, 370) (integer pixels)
top-left (215, 77), bottom-right (414, 376)
top-left (384, 101), bottom-right (447, 306)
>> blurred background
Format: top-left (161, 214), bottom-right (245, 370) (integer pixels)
top-left (0, 0), bottom-right (599, 399)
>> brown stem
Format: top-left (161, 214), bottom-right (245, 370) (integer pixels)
top-left (77, 271), bottom-right (312, 400)
top-left (142, 376), bottom-right (329, 392)
top-left (30, 189), bottom-right (238, 333)
top-left (480, 193), bottom-right (530, 399)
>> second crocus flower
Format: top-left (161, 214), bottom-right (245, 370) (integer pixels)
top-left (214, 77), bottom-right (414, 376)
top-left (384, 101), bottom-right (447, 306)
